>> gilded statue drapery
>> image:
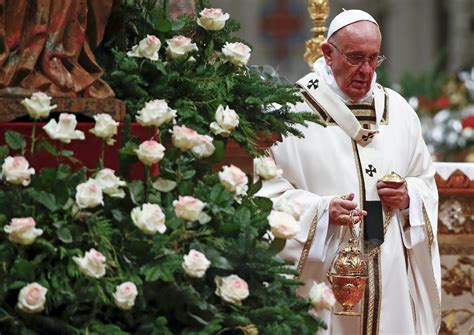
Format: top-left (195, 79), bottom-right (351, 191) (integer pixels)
top-left (0, 0), bottom-right (114, 98)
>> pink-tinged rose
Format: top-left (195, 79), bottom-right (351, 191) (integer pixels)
top-left (267, 210), bottom-right (300, 239)
top-left (127, 34), bottom-right (161, 60)
top-left (209, 104), bottom-right (239, 137)
top-left (254, 156), bottom-right (283, 180)
top-left (222, 42), bottom-right (251, 66)
top-left (93, 168), bottom-right (126, 198)
top-left (218, 164), bottom-right (248, 197)
top-left (171, 125), bottom-right (200, 151)
top-left (274, 198), bottom-right (303, 220)
top-left (173, 196), bottom-right (206, 222)
top-left (21, 92), bottom-right (57, 120)
top-left (89, 113), bottom-right (119, 145)
top-left (308, 281), bottom-right (336, 311)
top-left (73, 248), bottom-right (107, 278)
top-left (215, 274), bottom-right (249, 305)
top-left (135, 140), bottom-right (165, 165)
top-left (131, 203), bottom-right (166, 235)
top-left (191, 134), bottom-right (215, 158)
top-left (43, 113), bottom-right (85, 143)
top-left (197, 8), bottom-right (230, 31)
top-left (182, 249), bottom-right (211, 278)
top-left (166, 35), bottom-right (198, 59)
top-left (136, 99), bottom-right (177, 127)
top-left (113, 282), bottom-right (138, 310)
top-left (17, 282), bottom-right (48, 313)
top-left (75, 179), bottom-right (104, 209)
top-left (4, 217), bottom-right (43, 245)
top-left (1, 156), bottom-right (35, 186)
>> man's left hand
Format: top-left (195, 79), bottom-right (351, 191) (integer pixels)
top-left (376, 181), bottom-right (409, 209)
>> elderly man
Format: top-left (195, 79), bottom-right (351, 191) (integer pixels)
top-left (260, 9), bottom-right (441, 335)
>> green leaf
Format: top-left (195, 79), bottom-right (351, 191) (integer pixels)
top-left (154, 18), bottom-right (172, 32)
top-left (129, 181), bottom-right (145, 205)
top-left (182, 169), bottom-right (196, 180)
top-left (8, 281), bottom-right (26, 290)
top-left (211, 256), bottom-right (233, 270)
top-left (112, 209), bottom-right (124, 222)
top-left (253, 196), bottom-right (273, 212)
top-left (5, 131), bottom-right (26, 151)
top-left (205, 140), bottom-right (225, 164)
top-left (30, 190), bottom-right (57, 211)
top-left (171, 19), bottom-right (186, 31)
top-left (0, 145), bottom-right (9, 161)
top-left (247, 178), bottom-right (262, 197)
top-left (13, 259), bottom-right (35, 282)
top-left (38, 138), bottom-right (57, 156)
top-left (57, 227), bottom-right (73, 243)
top-left (60, 150), bottom-right (74, 157)
top-left (269, 238), bottom-right (287, 253)
top-left (234, 207), bottom-right (251, 226)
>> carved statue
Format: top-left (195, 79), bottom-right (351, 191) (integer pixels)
top-left (0, 0), bottom-right (114, 98)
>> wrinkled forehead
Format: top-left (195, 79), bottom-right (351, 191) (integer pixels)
top-left (330, 21), bottom-right (381, 48)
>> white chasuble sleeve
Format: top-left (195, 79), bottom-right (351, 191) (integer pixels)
top-left (391, 93), bottom-right (441, 334)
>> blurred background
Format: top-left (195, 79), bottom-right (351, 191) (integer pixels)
top-left (213, 0), bottom-right (474, 162)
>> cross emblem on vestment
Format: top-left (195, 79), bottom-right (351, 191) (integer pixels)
top-left (362, 132), bottom-right (375, 141)
top-left (307, 79), bottom-right (319, 90)
top-left (365, 164), bottom-right (377, 177)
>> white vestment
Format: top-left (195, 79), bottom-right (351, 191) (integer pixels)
top-left (260, 70), bottom-right (441, 335)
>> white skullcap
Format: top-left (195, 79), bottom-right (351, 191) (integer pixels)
top-left (327, 9), bottom-right (378, 40)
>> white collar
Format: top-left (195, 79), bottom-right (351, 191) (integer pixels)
top-left (312, 57), bottom-right (376, 103)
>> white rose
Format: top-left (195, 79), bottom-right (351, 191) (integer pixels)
top-left (17, 282), bottom-right (48, 313)
top-left (197, 8), bottom-right (230, 31)
top-left (173, 196), bottom-right (206, 222)
top-left (113, 282), bottom-right (138, 310)
top-left (191, 134), bottom-right (215, 158)
top-left (182, 249), bottom-right (211, 278)
top-left (43, 113), bottom-right (85, 143)
top-left (127, 34), bottom-right (161, 61)
top-left (166, 35), bottom-right (198, 60)
top-left (222, 42), bottom-right (251, 66)
top-left (210, 105), bottom-right (239, 137)
top-left (73, 248), bottom-right (107, 278)
top-left (93, 169), bottom-right (126, 198)
top-left (218, 164), bottom-right (248, 196)
top-left (89, 113), bottom-right (119, 145)
top-left (308, 281), bottom-right (336, 311)
top-left (136, 99), bottom-right (177, 128)
top-left (171, 125), bottom-right (200, 151)
top-left (274, 198), bottom-right (303, 220)
top-left (254, 156), bottom-right (282, 180)
top-left (75, 179), bottom-right (104, 209)
top-left (1, 156), bottom-right (35, 186)
top-left (4, 217), bottom-right (43, 245)
top-left (215, 274), bottom-right (249, 305)
top-left (267, 210), bottom-right (300, 239)
top-left (131, 203), bottom-right (166, 235)
top-left (20, 92), bottom-right (57, 120)
top-left (135, 140), bottom-right (166, 165)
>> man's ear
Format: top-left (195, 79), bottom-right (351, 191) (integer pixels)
top-left (321, 42), bottom-right (333, 66)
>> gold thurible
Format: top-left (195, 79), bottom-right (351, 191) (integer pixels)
top-left (304, 0), bottom-right (330, 68)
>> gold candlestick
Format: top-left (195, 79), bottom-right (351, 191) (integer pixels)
top-left (304, 0), bottom-right (330, 68)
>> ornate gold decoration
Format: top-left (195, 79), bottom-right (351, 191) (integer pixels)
top-left (304, 0), bottom-right (330, 67)
top-left (327, 226), bottom-right (367, 316)
top-left (441, 257), bottom-right (472, 296)
top-left (378, 171), bottom-right (405, 186)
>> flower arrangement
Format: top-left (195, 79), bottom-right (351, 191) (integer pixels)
top-left (399, 62), bottom-right (474, 162)
top-left (0, 1), bottom-right (331, 334)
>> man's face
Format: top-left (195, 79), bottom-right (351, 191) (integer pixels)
top-left (323, 21), bottom-right (382, 101)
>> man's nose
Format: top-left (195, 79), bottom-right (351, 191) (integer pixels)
top-left (358, 61), bottom-right (374, 76)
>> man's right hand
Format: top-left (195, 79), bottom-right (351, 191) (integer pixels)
top-left (329, 193), bottom-right (367, 226)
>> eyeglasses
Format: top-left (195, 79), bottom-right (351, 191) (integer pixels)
top-left (328, 42), bottom-right (386, 68)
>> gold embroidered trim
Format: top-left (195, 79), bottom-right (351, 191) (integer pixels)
top-left (296, 209), bottom-right (319, 279)
top-left (422, 203), bottom-right (434, 246)
top-left (366, 256), bottom-right (376, 335)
